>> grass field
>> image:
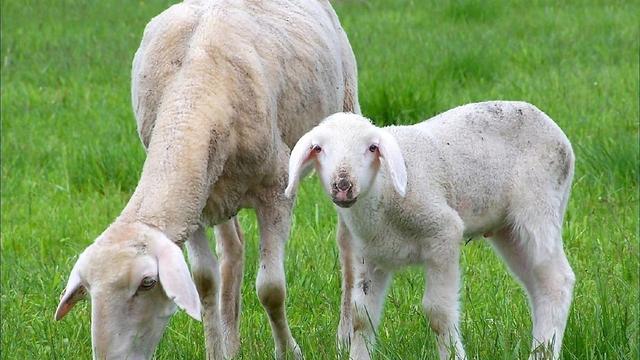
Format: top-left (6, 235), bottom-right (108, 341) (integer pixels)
top-left (1, 0), bottom-right (638, 359)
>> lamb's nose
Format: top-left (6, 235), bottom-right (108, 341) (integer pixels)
top-left (336, 178), bottom-right (352, 192)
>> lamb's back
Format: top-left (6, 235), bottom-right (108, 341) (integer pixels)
top-left (389, 101), bottom-right (572, 235)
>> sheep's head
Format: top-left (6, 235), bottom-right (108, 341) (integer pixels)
top-left (55, 222), bottom-right (200, 360)
top-left (285, 113), bottom-right (407, 207)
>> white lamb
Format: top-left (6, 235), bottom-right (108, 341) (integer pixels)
top-left (285, 101), bottom-right (575, 360)
top-left (54, 1), bottom-right (359, 359)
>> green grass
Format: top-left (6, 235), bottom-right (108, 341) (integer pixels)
top-left (1, 0), bottom-right (638, 359)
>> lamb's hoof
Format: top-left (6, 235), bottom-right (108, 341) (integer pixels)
top-left (337, 320), bottom-right (353, 355)
top-left (337, 333), bottom-right (352, 356)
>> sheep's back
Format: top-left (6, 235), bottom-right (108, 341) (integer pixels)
top-left (132, 0), bottom-right (352, 150)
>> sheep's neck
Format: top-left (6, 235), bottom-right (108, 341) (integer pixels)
top-left (121, 85), bottom-right (232, 244)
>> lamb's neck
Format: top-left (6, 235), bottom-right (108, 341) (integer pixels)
top-left (121, 95), bottom-right (233, 243)
top-left (341, 173), bottom-right (388, 234)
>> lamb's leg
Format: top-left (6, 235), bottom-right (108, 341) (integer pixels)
top-left (337, 216), bottom-right (355, 353)
top-left (423, 249), bottom-right (466, 360)
top-left (186, 226), bottom-right (225, 360)
top-left (349, 260), bottom-right (391, 360)
top-left (490, 227), bottom-right (575, 360)
top-left (215, 217), bottom-right (245, 358)
top-left (255, 195), bottom-right (301, 360)
top-left (422, 210), bottom-right (466, 360)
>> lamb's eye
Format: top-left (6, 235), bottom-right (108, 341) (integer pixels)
top-left (139, 277), bottom-right (157, 291)
top-left (312, 144), bottom-right (322, 153)
top-left (369, 144), bottom-right (378, 153)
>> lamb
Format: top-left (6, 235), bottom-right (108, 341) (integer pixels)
top-left (285, 101), bottom-right (576, 360)
top-left (54, 1), bottom-right (360, 359)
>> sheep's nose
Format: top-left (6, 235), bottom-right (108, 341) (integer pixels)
top-left (336, 178), bottom-right (352, 192)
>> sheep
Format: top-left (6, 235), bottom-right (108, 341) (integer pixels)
top-left (285, 101), bottom-right (576, 360)
top-left (54, 1), bottom-right (360, 359)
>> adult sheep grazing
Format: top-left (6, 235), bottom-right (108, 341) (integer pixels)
top-left (285, 102), bottom-right (575, 360)
top-left (54, 1), bottom-right (359, 359)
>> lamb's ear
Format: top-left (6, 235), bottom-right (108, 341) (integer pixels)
top-left (378, 130), bottom-right (407, 197)
top-left (154, 234), bottom-right (201, 321)
top-left (55, 255), bottom-right (88, 321)
top-left (285, 131), bottom-right (315, 198)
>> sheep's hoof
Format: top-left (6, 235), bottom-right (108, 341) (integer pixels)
top-left (223, 333), bottom-right (240, 359)
top-left (292, 342), bottom-right (303, 360)
top-left (274, 341), bottom-right (303, 360)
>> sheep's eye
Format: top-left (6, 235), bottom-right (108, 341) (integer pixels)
top-left (312, 144), bottom-right (322, 153)
top-left (139, 277), bottom-right (157, 291)
top-left (369, 144), bottom-right (378, 153)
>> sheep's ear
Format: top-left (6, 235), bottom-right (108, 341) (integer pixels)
top-left (153, 233), bottom-right (202, 321)
top-left (285, 131), bottom-right (315, 198)
top-left (378, 130), bottom-right (407, 197)
top-left (55, 256), bottom-right (88, 321)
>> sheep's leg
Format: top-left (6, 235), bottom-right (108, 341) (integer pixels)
top-left (490, 227), bottom-right (575, 360)
top-left (255, 197), bottom-right (301, 360)
top-left (349, 260), bottom-right (391, 360)
top-left (342, 61), bottom-right (360, 115)
top-left (215, 217), bottom-right (245, 358)
top-left (186, 226), bottom-right (225, 360)
top-left (337, 216), bottom-right (355, 353)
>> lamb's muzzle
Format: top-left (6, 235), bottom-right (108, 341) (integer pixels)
top-left (332, 175), bottom-right (357, 207)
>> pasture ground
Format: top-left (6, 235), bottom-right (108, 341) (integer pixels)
top-left (1, 0), bottom-right (638, 359)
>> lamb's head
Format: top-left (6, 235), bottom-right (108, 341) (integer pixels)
top-left (55, 222), bottom-right (200, 360)
top-left (285, 113), bottom-right (407, 207)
